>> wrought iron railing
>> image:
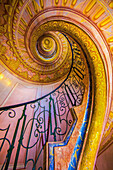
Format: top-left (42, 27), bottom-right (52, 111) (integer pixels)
top-left (0, 37), bottom-right (86, 170)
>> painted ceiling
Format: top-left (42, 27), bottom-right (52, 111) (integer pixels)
top-left (0, 0), bottom-right (113, 166)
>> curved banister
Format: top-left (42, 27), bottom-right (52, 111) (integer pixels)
top-left (0, 34), bottom-right (74, 111)
top-left (0, 33), bottom-right (87, 170)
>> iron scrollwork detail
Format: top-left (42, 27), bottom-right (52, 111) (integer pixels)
top-left (0, 38), bottom-right (86, 170)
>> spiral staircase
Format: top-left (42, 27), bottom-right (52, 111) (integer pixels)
top-left (0, 0), bottom-right (113, 170)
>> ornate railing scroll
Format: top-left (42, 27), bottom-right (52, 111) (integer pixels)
top-left (0, 37), bottom-right (86, 170)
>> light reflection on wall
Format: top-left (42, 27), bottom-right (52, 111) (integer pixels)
top-left (0, 64), bottom-right (63, 107)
